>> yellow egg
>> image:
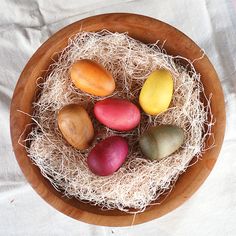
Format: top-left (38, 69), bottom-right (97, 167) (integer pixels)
top-left (139, 69), bottom-right (173, 115)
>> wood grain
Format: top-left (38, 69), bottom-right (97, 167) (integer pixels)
top-left (10, 13), bottom-right (226, 226)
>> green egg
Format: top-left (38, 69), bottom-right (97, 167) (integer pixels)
top-left (139, 125), bottom-right (184, 161)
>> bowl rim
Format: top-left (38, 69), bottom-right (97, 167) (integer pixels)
top-left (10, 13), bottom-right (226, 226)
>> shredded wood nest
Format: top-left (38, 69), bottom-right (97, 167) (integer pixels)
top-left (25, 31), bottom-right (213, 212)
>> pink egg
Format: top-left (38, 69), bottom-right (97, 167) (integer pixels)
top-left (94, 98), bottom-right (141, 131)
top-left (87, 136), bottom-right (128, 176)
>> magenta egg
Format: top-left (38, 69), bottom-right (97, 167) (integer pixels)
top-left (87, 136), bottom-right (129, 176)
top-left (94, 98), bottom-right (141, 131)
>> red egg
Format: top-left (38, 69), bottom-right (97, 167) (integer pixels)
top-left (94, 98), bottom-right (141, 131)
top-left (87, 136), bottom-right (128, 176)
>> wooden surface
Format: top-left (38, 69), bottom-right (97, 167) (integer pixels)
top-left (10, 13), bottom-right (226, 226)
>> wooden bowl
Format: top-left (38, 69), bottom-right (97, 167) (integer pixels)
top-left (10, 13), bottom-right (225, 226)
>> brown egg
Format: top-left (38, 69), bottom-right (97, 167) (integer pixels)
top-left (70, 59), bottom-right (115, 96)
top-left (57, 104), bottom-right (94, 150)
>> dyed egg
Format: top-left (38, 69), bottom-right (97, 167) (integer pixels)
top-left (139, 69), bottom-right (173, 115)
top-left (87, 136), bottom-right (129, 176)
top-left (94, 98), bottom-right (141, 131)
top-left (139, 125), bottom-right (184, 161)
top-left (70, 59), bottom-right (115, 96)
top-left (57, 104), bottom-right (94, 150)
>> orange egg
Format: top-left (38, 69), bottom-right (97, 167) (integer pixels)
top-left (70, 59), bottom-right (115, 96)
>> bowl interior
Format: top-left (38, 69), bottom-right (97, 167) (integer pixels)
top-left (10, 13), bottom-right (225, 226)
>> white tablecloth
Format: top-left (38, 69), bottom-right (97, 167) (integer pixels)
top-left (1, 0), bottom-right (236, 235)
